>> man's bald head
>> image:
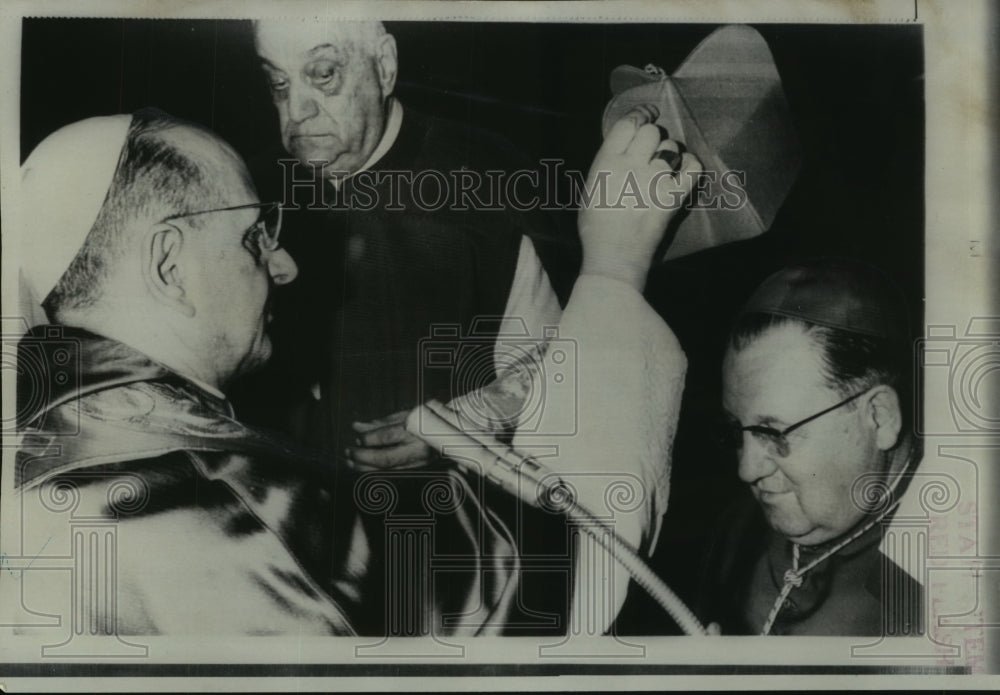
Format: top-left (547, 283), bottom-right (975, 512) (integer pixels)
top-left (253, 19), bottom-right (398, 176)
top-left (254, 19), bottom-right (388, 58)
top-left (39, 108), bottom-right (299, 390)
top-left (43, 109), bottom-right (254, 320)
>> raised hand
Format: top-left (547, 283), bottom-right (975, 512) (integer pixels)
top-left (578, 105), bottom-right (702, 291)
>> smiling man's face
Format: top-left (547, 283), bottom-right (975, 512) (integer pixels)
top-left (722, 322), bottom-right (885, 546)
top-left (253, 21), bottom-right (396, 177)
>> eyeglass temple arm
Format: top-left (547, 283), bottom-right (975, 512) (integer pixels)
top-left (780, 389), bottom-right (868, 437)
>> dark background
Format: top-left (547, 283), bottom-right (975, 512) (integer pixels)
top-left (21, 18), bottom-right (924, 635)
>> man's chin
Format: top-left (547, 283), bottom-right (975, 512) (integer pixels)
top-left (255, 336), bottom-right (273, 368)
top-left (761, 506), bottom-right (816, 544)
top-left (236, 338), bottom-right (273, 379)
top-left (287, 144), bottom-right (362, 177)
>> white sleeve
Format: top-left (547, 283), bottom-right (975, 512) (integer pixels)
top-left (492, 236), bottom-right (562, 375)
top-left (438, 253), bottom-right (684, 634)
top-left (511, 273), bottom-right (686, 635)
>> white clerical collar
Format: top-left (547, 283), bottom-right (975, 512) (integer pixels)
top-left (329, 97), bottom-right (403, 189)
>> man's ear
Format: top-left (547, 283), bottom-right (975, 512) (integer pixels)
top-left (374, 34), bottom-right (398, 97)
top-left (867, 384), bottom-right (903, 451)
top-left (144, 224), bottom-right (195, 318)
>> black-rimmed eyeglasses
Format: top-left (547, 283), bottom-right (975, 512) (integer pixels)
top-left (716, 388), bottom-right (870, 458)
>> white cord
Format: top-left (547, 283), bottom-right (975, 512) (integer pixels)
top-left (412, 399), bottom-right (709, 636)
top-left (759, 461), bottom-right (911, 636)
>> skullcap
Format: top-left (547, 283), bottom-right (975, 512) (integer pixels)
top-left (738, 258), bottom-right (910, 343)
top-left (20, 115), bottom-right (132, 307)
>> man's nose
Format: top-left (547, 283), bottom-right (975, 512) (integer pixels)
top-left (266, 247), bottom-right (299, 286)
top-left (737, 435), bottom-right (777, 485)
top-left (287, 82), bottom-right (319, 123)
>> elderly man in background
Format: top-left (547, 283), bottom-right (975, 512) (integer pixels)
top-left (242, 20), bottom-right (563, 468)
top-left (245, 19), bottom-right (572, 635)
top-left (3, 104), bottom-right (699, 635)
top-left (699, 259), bottom-right (922, 636)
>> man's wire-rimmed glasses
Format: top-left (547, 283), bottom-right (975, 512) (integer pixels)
top-left (164, 201), bottom-right (283, 262)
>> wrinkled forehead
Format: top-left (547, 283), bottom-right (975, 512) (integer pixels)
top-left (722, 323), bottom-right (828, 415)
top-left (253, 20), bottom-right (368, 67)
